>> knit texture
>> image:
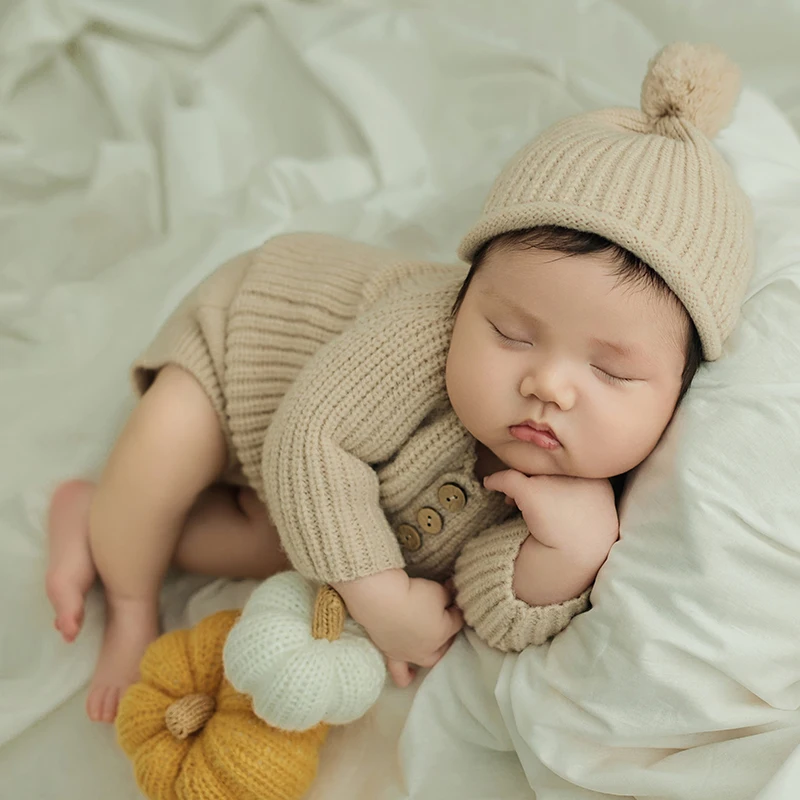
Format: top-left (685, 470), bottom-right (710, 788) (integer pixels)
top-left (116, 610), bottom-right (328, 800)
top-left (312, 585), bottom-right (346, 642)
top-left (132, 234), bottom-right (420, 482)
top-left (454, 518), bottom-right (592, 651)
top-left (131, 233), bottom-right (591, 648)
top-left (224, 234), bottom-right (420, 493)
top-left (164, 693), bottom-right (216, 739)
top-left (458, 42), bottom-right (754, 361)
top-left (259, 252), bottom-right (516, 583)
top-left (223, 572), bottom-right (386, 731)
top-left (131, 233), bottom-right (515, 584)
top-left (131, 248), bottom-right (253, 462)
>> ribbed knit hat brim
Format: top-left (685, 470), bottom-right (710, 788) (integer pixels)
top-left (458, 43), bottom-right (754, 361)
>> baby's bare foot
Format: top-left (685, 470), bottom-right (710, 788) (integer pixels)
top-left (45, 480), bottom-right (97, 643)
top-left (87, 597), bottom-right (159, 723)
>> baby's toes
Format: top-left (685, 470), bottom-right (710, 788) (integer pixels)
top-left (54, 594), bottom-right (85, 643)
top-left (86, 684), bottom-right (118, 723)
top-left (86, 686), bottom-right (103, 722)
top-left (100, 687), bottom-right (121, 723)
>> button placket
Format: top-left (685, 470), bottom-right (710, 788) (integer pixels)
top-left (396, 523), bottom-right (422, 552)
top-left (417, 507), bottom-right (443, 534)
top-left (438, 483), bottom-right (467, 512)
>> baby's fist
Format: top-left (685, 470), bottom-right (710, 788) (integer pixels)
top-left (484, 471), bottom-right (618, 558)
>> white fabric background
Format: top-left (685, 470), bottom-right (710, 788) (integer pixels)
top-left (401, 88), bottom-right (800, 800)
top-left (1, 1), bottom-right (799, 798)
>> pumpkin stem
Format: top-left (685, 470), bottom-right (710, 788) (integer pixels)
top-left (165, 693), bottom-right (216, 739)
top-left (312, 585), bottom-right (346, 641)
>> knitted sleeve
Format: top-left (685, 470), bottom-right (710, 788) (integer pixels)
top-left (453, 517), bottom-right (592, 651)
top-left (261, 282), bottom-right (455, 584)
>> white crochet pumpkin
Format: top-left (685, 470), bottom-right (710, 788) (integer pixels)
top-left (222, 571), bottom-right (387, 731)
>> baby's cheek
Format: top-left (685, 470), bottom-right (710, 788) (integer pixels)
top-left (609, 419), bottom-right (664, 474)
top-left (451, 350), bottom-right (497, 419)
top-left (447, 363), bottom-right (483, 433)
top-left (579, 412), bottom-right (648, 476)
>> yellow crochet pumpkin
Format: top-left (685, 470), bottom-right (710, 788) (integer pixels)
top-left (116, 609), bottom-right (329, 800)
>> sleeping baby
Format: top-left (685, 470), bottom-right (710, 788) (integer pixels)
top-left (44, 42), bottom-right (753, 722)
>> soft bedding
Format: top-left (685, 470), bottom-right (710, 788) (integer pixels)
top-left (399, 87), bottom-right (800, 800)
top-left (2, 1), bottom-right (799, 799)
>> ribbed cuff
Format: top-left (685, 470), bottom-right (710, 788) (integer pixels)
top-left (454, 518), bottom-right (592, 652)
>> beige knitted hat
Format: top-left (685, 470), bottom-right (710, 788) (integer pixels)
top-left (458, 43), bottom-right (754, 360)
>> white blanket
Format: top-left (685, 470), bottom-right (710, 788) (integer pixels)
top-left (401, 87), bottom-right (800, 800)
top-left (2, 1), bottom-right (799, 798)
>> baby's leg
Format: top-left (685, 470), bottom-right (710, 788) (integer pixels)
top-left (48, 483), bottom-right (288, 640)
top-left (88, 364), bottom-right (227, 722)
top-left (47, 480), bottom-right (97, 642)
top-left (173, 485), bottom-right (290, 579)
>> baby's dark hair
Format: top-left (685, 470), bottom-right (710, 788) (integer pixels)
top-left (451, 225), bottom-right (703, 404)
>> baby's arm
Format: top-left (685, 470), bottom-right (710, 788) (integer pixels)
top-left (483, 472), bottom-right (619, 606)
top-left (332, 569), bottom-right (463, 688)
top-left (451, 472), bottom-right (616, 651)
top-left (256, 266), bottom-right (469, 685)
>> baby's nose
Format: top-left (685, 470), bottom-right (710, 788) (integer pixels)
top-left (519, 368), bottom-right (576, 411)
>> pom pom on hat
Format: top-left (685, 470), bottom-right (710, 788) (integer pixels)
top-left (641, 42), bottom-right (741, 137)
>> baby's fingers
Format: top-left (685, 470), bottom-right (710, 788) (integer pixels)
top-left (441, 604), bottom-right (464, 641)
top-left (483, 469), bottom-right (527, 498)
top-left (417, 638), bottom-right (457, 670)
top-left (387, 658), bottom-right (416, 688)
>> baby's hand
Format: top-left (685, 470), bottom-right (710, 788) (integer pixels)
top-left (332, 569), bottom-right (463, 688)
top-left (483, 471), bottom-right (619, 557)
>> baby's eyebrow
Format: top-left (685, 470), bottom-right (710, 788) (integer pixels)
top-left (483, 289), bottom-right (544, 329)
top-left (590, 337), bottom-right (648, 363)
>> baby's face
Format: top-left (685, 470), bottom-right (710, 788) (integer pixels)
top-left (446, 245), bottom-right (688, 479)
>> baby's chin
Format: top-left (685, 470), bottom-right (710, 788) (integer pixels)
top-left (495, 442), bottom-right (622, 481)
top-left (492, 441), bottom-right (570, 477)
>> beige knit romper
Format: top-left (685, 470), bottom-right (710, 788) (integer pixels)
top-left (130, 234), bottom-right (404, 486)
top-left (130, 233), bottom-right (591, 651)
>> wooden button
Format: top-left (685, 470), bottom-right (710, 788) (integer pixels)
top-left (438, 483), bottom-right (467, 512)
top-left (396, 524), bottom-right (422, 552)
top-left (417, 507), bottom-right (443, 534)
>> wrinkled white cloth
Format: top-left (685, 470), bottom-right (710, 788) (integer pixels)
top-left (2, 1), bottom-right (800, 798)
top-left (400, 86), bottom-right (800, 800)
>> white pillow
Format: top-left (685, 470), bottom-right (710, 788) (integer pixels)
top-left (493, 87), bottom-right (800, 800)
